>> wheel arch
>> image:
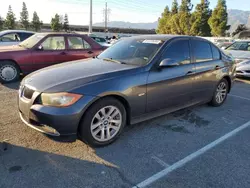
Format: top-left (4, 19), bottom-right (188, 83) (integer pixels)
top-left (222, 75), bottom-right (232, 93)
top-left (78, 94), bottom-right (132, 131)
top-left (0, 59), bottom-right (22, 73)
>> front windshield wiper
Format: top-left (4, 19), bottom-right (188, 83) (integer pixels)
top-left (102, 58), bottom-right (126, 64)
top-left (18, 44), bottom-right (29, 49)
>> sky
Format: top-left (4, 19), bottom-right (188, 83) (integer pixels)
top-left (0, 0), bottom-right (249, 25)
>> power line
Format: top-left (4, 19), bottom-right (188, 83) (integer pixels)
top-left (57, 0), bottom-right (164, 12)
top-left (107, 0), bottom-right (164, 10)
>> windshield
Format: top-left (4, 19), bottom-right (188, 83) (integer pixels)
top-left (98, 38), bottom-right (165, 66)
top-left (226, 41), bottom-right (250, 51)
top-left (19, 34), bottom-right (46, 48)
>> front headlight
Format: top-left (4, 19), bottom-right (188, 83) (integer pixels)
top-left (237, 60), bottom-right (250, 67)
top-left (41, 92), bottom-right (82, 107)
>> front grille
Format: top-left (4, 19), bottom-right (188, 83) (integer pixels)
top-left (23, 86), bottom-right (35, 99)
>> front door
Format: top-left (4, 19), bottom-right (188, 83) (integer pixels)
top-left (146, 38), bottom-right (196, 113)
top-left (31, 36), bottom-right (67, 71)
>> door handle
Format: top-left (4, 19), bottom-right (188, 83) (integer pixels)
top-left (60, 51), bottom-right (67, 55)
top-left (215, 65), bottom-right (221, 70)
top-left (87, 51), bottom-right (94, 54)
top-left (186, 71), bottom-right (195, 75)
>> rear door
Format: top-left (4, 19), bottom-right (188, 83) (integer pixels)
top-left (191, 38), bottom-right (223, 103)
top-left (146, 38), bottom-right (196, 112)
top-left (31, 36), bottom-right (67, 71)
top-left (65, 36), bottom-right (99, 61)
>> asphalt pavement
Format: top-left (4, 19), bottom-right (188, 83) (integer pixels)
top-left (1, 78), bottom-right (250, 188)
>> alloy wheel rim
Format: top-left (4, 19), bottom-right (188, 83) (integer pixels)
top-left (215, 82), bottom-right (227, 104)
top-left (90, 105), bottom-right (122, 142)
top-left (0, 65), bottom-right (17, 81)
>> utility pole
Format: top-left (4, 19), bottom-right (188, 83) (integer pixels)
top-left (89, 0), bottom-right (92, 33)
top-left (105, 2), bottom-right (108, 32)
top-left (103, 2), bottom-right (111, 33)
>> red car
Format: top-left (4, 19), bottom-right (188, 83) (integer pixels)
top-left (0, 33), bottom-right (104, 83)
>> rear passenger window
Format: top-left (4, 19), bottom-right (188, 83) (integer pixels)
top-left (68, 37), bottom-right (91, 49)
top-left (192, 40), bottom-right (213, 62)
top-left (162, 39), bottom-right (190, 65)
top-left (211, 45), bottom-right (221, 60)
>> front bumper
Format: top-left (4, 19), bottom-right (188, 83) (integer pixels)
top-left (19, 112), bottom-right (60, 136)
top-left (18, 88), bottom-right (97, 136)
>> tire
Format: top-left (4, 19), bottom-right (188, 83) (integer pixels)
top-left (209, 78), bottom-right (229, 107)
top-left (0, 61), bottom-right (20, 83)
top-left (78, 97), bottom-right (126, 147)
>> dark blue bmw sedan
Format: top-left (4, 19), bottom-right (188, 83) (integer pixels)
top-left (18, 35), bottom-right (236, 146)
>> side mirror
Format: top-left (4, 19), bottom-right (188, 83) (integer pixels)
top-left (159, 58), bottom-right (179, 67)
top-left (37, 45), bottom-right (43, 51)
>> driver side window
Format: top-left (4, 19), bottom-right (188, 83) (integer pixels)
top-left (41, 36), bottom-right (65, 50)
top-left (161, 39), bottom-right (191, 65)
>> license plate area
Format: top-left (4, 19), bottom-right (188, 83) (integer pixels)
top-left (18, 98), bottom-right (31, 121)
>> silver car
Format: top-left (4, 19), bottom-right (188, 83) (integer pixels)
top-left (0, 30), bottom-right (35, 46)
top-left (223, 40), bottom-right (250, 77)
top-left (91, 36), bottom-right (111, 47)
top-left (236, 59), bottom-right (250, 77)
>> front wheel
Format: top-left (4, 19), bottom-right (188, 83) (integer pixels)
top-left (0, 61), bottom-right (20, 83)
top-left (78, 97), bottom-right (126, 147)
top-left (209, 78), bottom-right (229, 107)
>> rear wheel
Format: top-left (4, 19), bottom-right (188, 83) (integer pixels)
top-left (0, 61), bottom-right (20, 83)
top-left (209, 78), bottom-right (229, 107)
top-left (78, 97), bottom-right (126, 147)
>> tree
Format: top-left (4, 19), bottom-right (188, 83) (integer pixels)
top-left (31, 11), bottom-right (43, 31)
top-left (4, 5), bottom-right (16, 29)
top-left (20, 2), bottom-right (29, 30)
top-left (157, 6), bottom-right (172, 34)
top-left (170, 14), bottom-right (182, 34)
top-left (190, 0), bottom-right (212, 36)
top-left (0, 16), bottom-right (4, 30)
top-left (179, 0), bottom-right (193, 12)
top-left (51, 13), bottom-right (62, 31)
top-left (171, 0), bottom-right (178, 15)
top-left (232, 24), bottom-right (248, 36)
top-left (208, 0), bottom-right (228, 36)
top-left (63, 14), bottom-right (69, 32)
top-left (178, 0), bottom-right (193, 35)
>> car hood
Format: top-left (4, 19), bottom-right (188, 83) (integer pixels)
top-left (236, 64), bottom-right (250, 71)
top-left (225, 50), bottom-right (250, 59)
top-left (22, 58), bottom-right (140, 93)
top-left (0, 45), bottom-right (26, 52)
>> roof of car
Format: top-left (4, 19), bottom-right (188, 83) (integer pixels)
top-left (37, 32), bottom-right (87, 36)
top-left (91, 36), bottom-right (105, 39)
top-left (234, 40), bottom-right (250, 42)
top-left (0, 30), bottom-right (35, 35)
top-left (125, 34), bottom-right (205, 41)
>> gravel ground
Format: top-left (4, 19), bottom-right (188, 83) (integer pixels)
top-left (1, 78), bottom-right (250, 188)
